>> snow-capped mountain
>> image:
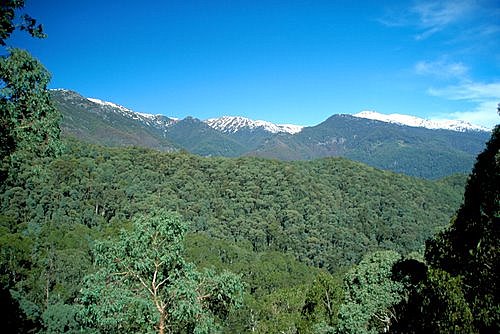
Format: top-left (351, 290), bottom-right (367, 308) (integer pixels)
top-left (87, 97), bottom-right (134, 114)
top-left (205, 116), bottom-right (303, 134)
top-left (50, 89), bottom-right (178, 152)
top-left (87, 97), bottom-right (178, 129)
top-left (51, 88), bottom-right (491, 179)
top-left (85, 98), bottom-right (303, 135)
top-left (353, 111), bottom-right (489, 132)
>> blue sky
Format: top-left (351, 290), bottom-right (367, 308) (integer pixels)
top-left (8, 0), bottom-right (500, 127)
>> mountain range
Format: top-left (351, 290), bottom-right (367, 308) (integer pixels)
top-left (51, 89), bottom-right (491, 179)
top-left (352, 110), bottom-right (488, 132)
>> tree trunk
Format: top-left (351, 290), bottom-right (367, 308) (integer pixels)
top-left (158, 312), bottom-right (166, 334)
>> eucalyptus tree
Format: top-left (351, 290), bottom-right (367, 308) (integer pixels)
top-left (79, 210), bottom-right (243, 334)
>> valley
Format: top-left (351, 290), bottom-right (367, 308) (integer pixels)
top-left (2, 1), bottom-right (498, 332)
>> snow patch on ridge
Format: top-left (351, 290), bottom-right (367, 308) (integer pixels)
top-left (205, 116), bottom-right (303, 134)
top-left (353, 110), bottom-right (489, 132)
top-left (87, 97), bottom-right (177, 128)
top-left (87, 98), bottom-right (134, 114)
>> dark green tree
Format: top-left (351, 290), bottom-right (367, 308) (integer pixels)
top-left (0, 215), bottom-right (36, 332)
top-left (1, 0), bottom-right (61, 185)
top-left (336, 250), bottom-right (404, 334)
top-left (79, 210), bottom-right (243, 334)
top-left (300, 271), bottom-right (343, 333)
top-left (426, 122), bottom-right (499, 332)
top-left (1, 48), bottom-right (63, 183)
top-left (390, 268), bottom-right (477, 334)
top-left (1, 0), bottom-right (46, 46)
top-left (1, 5), bottom-right (63, 330)
top-left (0, 38), bottom-right (63, 332)
top-left (9, 222), bottom-right (93, 333)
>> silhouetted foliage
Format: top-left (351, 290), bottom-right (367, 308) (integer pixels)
top-left (426, 124), bottom-right (499, 332)
top-left (0, 0), bottom-right (45, 46)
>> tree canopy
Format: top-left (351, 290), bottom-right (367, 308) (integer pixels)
top-left (1, 0), bottom-right (62, 185)
top-left (79, 210), bottom-right (243, 334)
top-left (425, 124), bottom-right (499, 333)
top-left (0, 2), bottom-right (497, 333)
top-left (0, 0), bottom-right (45, 46)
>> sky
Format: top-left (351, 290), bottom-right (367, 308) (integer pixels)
top-left (7, 0), bottom-right (500, 127)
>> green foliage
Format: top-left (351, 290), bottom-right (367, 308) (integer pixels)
top-left (186, 233), bottom-right (320, 298)
top-left (8, 221), bottom-right (93, 332)
top-left (300, 271), bottom-right (344, 333)
top-left (79, 210), bottom-right (243, 334)
top-left (0, 6), bottom-right (69, 331)
top-left (250, 286), bottom-right (308, 334)
top-left (3, 2), bottom-right (490, 332)
top-left (435, 173), bottom-right (468, 194)
top-left (0, 124), bottom-right (477, 333)
top-left (0, 215), bottom-right (32, 287)
top-left (0, 137), bottom-right (466, 332)
top-left (0, 48), bottom-right (62, 185)
top-left (417, 269), bottom-right (477, 334)
top-left (390, 268), bottom-right (477, 334)
top-left (1, 140), bottom-right (463, 273)
top-left (41, 302), bottom-right (81, 334)
top-left (251, 115), bottom-right (489, 179)
top-left (0, 0), bottom-right (46, 46)
top-left (390, 121), bottom-right (499, 333)
top-left (336, 250), bottom-right (404, 334)
top-left (185, 233), bottom-right (323, 333)
top-left (425, 125), bottom-right (499, 332)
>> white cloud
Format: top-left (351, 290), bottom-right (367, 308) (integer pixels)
top-left (415, 60), bottom-right (468, 79)
top-left (446, 101), bottom-right (500, 128)
top-left (379, 1), bottom-right (500, 128)
top-left (412, 0), bottom-right (475, 39)
top-left (379, 0), bottom-right (480, 40)
top-left (428, 82), bottom-right (500, 100)
top-left (428, 81), bottom-right (500, 128)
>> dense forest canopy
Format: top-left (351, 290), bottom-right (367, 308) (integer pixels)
top-left (1, 2), bottom-right (498, 333)
top-left (2, 139), bottom-right (464, 269)
top-left (0, 138), bottom-right (466, 332)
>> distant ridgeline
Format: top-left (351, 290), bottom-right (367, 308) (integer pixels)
top-left (51, 89), bottom-right (491, 179)
top-left (3, 102), bottom-right (493, 332)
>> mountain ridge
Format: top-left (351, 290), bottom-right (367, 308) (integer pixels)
top-left (205, 115), bottom-right (304, 134)
top-left (51, 89), bottom-right (178, 151)
top-left (354, 110), bottom-right (489, 132)
top-left (52, 89), bottom-right (489, 134)
top-left (50, 89), bottom-right (491, 179)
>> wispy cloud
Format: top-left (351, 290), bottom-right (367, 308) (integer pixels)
top-left (380, 1), bottom-right (499, 127)
top-left (412, 0), bottom-right (474, 39)
top-left (445, 101), bottom-right (499, 128)
top-left (415, 59), bottom-right (468, 79)
top-left (428, 82), bottom-right (500, 100)
top-left (379, 0), bottom-right (479, 40)
top-left (428, 81), bottom-right (500, 127)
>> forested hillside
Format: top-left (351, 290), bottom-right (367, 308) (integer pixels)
top-left (250, 114), bottom-right (490, 179)
top-left (2, 2), bottom-right (498, 333)
top-left (52, 89), bottom-right (178, 152)
top-left (3, 139), bottom-right (463, 270)
top-left (0, 137), bottom-right (464, 332)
